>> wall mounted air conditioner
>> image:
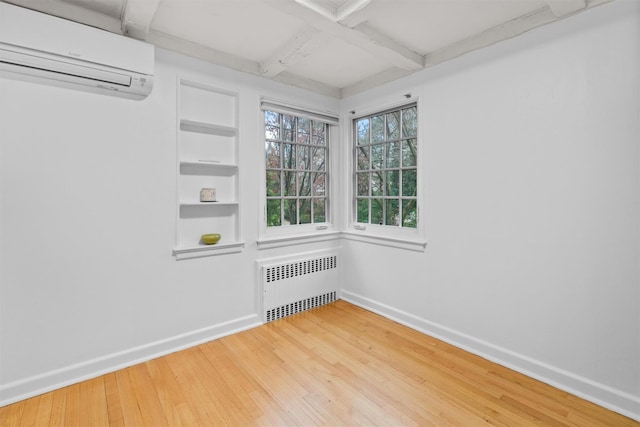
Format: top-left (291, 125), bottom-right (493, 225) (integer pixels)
top-left (0, 2), bottom-right (154, 100)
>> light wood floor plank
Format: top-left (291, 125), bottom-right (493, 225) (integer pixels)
top-left (163, 349), bottom-right (225, 425)
top-left (145, 357), bottom-right (188, 427)
top-left (0, 300), bottom-right (637, 426)
top-left (126, 363), bottom-right (169, 427)
top-left (103, 373), bottom-right (124, 427)
top-left (33, 391), bottom-right (53, 426)
top-left (63, 383), bottom-right (81, 427)
top-left (48, 387), bottom-right (66, 427)
top-left (17, 395), bottom-right (39, 427)
top-left (113, 369), bottom-right (145, 426)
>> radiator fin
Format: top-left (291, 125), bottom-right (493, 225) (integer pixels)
top-left (265, 291), bottom-right (337, 322)
top-left (265, 255), bottom-right (337, 283)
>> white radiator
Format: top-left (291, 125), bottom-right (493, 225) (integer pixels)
top-left (261, 253), bottom-right (339, 322)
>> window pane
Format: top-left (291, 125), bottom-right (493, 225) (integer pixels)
top-left (283, 144), bottom-right (296, 169)
top-left (356, 118), bottom-right (370, 145)
top-left (314, 198), bottom-right (326, 222)
top-left (266, 171), bottom-right (281, 196)
top-left (402, 106), bottom-right (417, 137)
top-left (297, 117), bottom-right (310, 144)
top-left (371, 198), bottom-right (384, 224)
top-left (371, 144), bottom-right (384, 169)
top-left (283, 115), bottom-right (295, 141)
top-left (298, 172), bottom-right (311, 197)
top-left (386, 111), bottom-right (400, 140)
top-left (282, 171), bottom-right (296, 196)
top-left (312, 172), bottom-right (325, 196)
top-left (402, 169), bottom-right (417, 197)
top-left (265, 126), bottom-right (279, 140)
top-left (402, 199), bottom-right (417, 228)
top-left (297, 146), bottom-right (310, 170)
top-left (372, 115), bottom-right (384, 143)
top-left (357, 146), bottom-right (369, 171)
top-left (357, 198), bottom-right (369, 223)
top-left (386, 141), bottom-right (399, 168)
top-left (283, 199), bottom-right (297, 225)
top-left (312, 147), bottom-right (325, 171)
top-left (299, 199), bottom-right (311, 224)
top-left (265, 141), bottom-right (280, 168)
top-left (402, 139), bottom-right (417, 167)
top-left (312, 122), bottom-right (325, 145)
top-left (357, 172), bottom-right (369, 196)
top-left (266, 199), bottom-right (281, 227)
top-left (371, 172), bottom-right (383, 196)
top-left (386, 170), bottom-right (399, 197)
top-left (265, 111), bottom-right (279, 127)
top-left (385, 199), bottom-right (399, 226)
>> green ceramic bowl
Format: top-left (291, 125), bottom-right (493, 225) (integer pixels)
top-left (201, 233), bottom-right (221, 245)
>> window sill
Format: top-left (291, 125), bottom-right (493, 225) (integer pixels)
top-left (257, 231), bottom-right (342, 250)
top-left (341, 231), bottom-right (427, 252)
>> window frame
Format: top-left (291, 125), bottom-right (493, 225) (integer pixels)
top-left (353, 103), bottom-right (418, 228)
top-left (345, 98), bottom-right (426, 251)
top-left (258, 99), bottom-right (340, 249)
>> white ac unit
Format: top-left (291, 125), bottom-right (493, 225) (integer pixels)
top-left (0, 2), bottom-right (154, 100)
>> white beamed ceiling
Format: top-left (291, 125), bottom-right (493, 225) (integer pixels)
top-left (3, 0), bottom-right (613, 98)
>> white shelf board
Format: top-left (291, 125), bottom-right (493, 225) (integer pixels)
top-left (180, 119), bottom-right (237, 136)
top-left (173, 241), bottom-right (245, 260)
top-left (180, 161), bottom-right (238, 170)
top-left (179, 201), bottom-right (239, 207)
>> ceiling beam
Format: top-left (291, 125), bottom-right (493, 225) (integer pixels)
top-left (146, 29), bottom-right (341, 98)
top-left (336, 0), bottom-right (372, 22)
top-left (340, 67), bottom-right (413, 99)
top-left (293, 0), bottom-right (335, 20)
top-left (147, 29), bottom-right (260, 74)
top-left (424, 6), bottom-right (557, 70)
top-left (293, 0), bottom-right (371, 22)
top-left (122, 0), bottom-right (161, 40)
top-left (351, 22), bottom-right (424, 71)
top-left (260, 29), bottom-right (331, 77)
top-left (546, 0), bottom-right (586, 17)
top-left (266, 0), bottom-right (424, 71)
top-left (273, 71), bottom-right (342, 99)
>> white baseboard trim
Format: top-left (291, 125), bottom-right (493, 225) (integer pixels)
top-left (0, 314), bottom-right (262, 407)
top-left (341, 290), bottom-right (640, 422)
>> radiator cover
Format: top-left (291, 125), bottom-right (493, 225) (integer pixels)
top-left (261, 253), bottom-right (339, 322)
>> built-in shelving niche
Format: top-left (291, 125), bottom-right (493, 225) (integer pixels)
top-left (173, 78), bottom-right (243, 260)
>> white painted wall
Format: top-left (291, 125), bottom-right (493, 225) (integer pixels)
top-left (340, 0), bottom-right (639, 419)
top-left (0, 46), bottom-right (339, 403)
top-left (1, 0), bottom-right (638, 421)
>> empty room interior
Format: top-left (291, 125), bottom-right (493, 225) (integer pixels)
top-left (1, 0), bottom-right (639, 424)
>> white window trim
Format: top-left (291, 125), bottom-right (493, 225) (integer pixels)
top-left (257, 98), bottom-right (340, 250)
top-left (343, 95), bottom-right (427, 252)
top-left (257, 231), bottom-right (342, 250)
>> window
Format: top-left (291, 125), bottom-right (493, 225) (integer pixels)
top-left (264, 110), bottom-right (329, 227)
top-left (354, 104), bottom-right (417, 228)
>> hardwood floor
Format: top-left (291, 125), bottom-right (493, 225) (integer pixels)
top-left (1, 300), bottom-right (637, 426)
